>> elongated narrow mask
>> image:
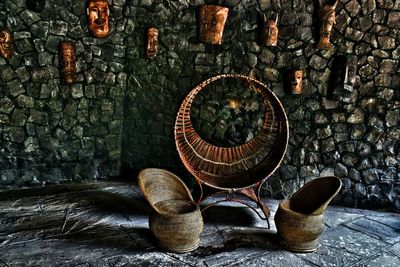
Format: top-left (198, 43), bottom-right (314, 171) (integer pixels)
top-left (147, 28), bottom-right (158, 58)
top-left (198, 5), bottom-right (229, 45)
top-left (290, 69), bottom-right (303, 94)
top-left (59, 41), bottom-right (77, 85)
top-left (317, 0), bottom-right (338, 50)
top-left (0, 27), bottom-right (15, 59)
top-left (87, 0), bottom-right (109, 38)
top-left (263, 13), bottom-right (278, 46)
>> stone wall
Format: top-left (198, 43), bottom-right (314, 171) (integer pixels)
top-left (0, 0), bottom-right (399, 211)
top-left (0, 0), bottom-right (126, 187)
top-left (122, 0), bottom-right (400, 211)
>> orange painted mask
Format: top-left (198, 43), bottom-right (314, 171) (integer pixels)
top-left (87, 0), bottom-right (109, 38)
top-left (290, 69), bottom-right (303, 94)
top-left (317, 0), bottom-right (338, 50)
top-left (263, 14), bottom-right (278, 46)
top-left (59, 41), bottom-right (77, 85)
top-left (146, 28), bottom-right (158, 58)
top-left (0, 27), bottom-right (15, 59)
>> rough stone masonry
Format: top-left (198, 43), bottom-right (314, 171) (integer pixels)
top-left (0, 0), bottom-right (399, 212)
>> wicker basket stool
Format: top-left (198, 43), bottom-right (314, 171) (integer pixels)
top-left (275, 176), bottom-right (342, 252)
top-left (138, 168), bottom-right (204, 253)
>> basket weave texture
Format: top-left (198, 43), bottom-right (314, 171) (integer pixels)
top-left (275, 176), bottom-right (343, 252)
top-left (174, 74), bottom-right (289, 190)
top-left (138, 168), bottom-right (204, 253)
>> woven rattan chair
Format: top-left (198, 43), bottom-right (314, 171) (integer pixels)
top-left (174, 74), bottom-right (289, 221)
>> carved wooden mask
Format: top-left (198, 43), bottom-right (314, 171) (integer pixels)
top-left (59, 41), bottom-right (77, 85)
top-left (328, 55), bottom-right (357, 102)
top-left (0, 27), bottom-right (15, 59)
top-left (290, 69), bottom-right (303, 94)
top-left (263, 14), bottom-right (278, 46)
top-left (198, 5), bottom-right (229, 45)
top-left (26, 0), bottom-right (46, 12)
top-left (87, 0), bottom-right (109, 38)
top-left (317, 0), bottom-right (338, 50)
top-left (146, 28), bottom-right (158, 59)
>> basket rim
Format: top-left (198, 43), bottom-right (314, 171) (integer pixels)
top-left (138, 168), bottom-right (195, 212)
top-left (153, 199), bottom-right (201, 217)
top-left (174, 73), bottom-right (289, 190)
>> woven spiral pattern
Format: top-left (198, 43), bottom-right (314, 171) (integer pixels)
top-left (175, 74), bottom-right (289, 190)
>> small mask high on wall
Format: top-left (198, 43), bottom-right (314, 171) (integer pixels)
top-left (87, 0), bottom-right (109, 38)
top-left (290, 69), bottom-right (303, 95)
top-left (262, 13), bottom-right (279, 47)
top-left (26, 0), bottom-right (46, 12)
top-left (0, 27), bottom-right (15, 59)
top-left (317, 0), bottom-right (338, 50)
top-left (59, 41), bottom-right (77, 85)
top-left (198, 5), bottom-right (229, 45)
top-left (146, 28), bottom-right (158, 59)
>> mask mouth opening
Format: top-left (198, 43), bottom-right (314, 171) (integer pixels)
top-left (95, 18), bottom-right (106, 25)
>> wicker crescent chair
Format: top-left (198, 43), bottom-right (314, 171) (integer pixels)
top-left (174, 74), bottom-right (289, 191)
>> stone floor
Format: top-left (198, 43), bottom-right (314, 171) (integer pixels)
top-left (0, 183), bottom-right (399, 267)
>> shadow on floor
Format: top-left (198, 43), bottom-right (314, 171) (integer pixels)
top-left (201, 205), bottom-right (261, 226)
top-left (37, 189), bottom-right (159, 252)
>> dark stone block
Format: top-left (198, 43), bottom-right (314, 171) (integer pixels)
top-left (280, 165), bottom-right (298, 181)
top-left (345, 27), bottom-right (364, 41)
top-left (362, 0), bottom-right (376, 16)
top-left (0, 67), bottom-right (16, 82)
top-left (15, 66), bottom-right (30, 82)
top-left (385, 110), bottom-right (399, 127)
top-left (16, 95), bottom-right (34, 108)
top-left (377, 0), bottom-right (394, 8)
top-left (378, 36), bottom-right (396, 49)
top-left (20, 10), bottom-right (41, 25)
top-left (28, 110), bottom-right (48, 125)
top-left (3, 126), bottom-right (25, 143)
top-left (68, 25), bottom-right (84, 39)
top-left (345, 0), bottom-right (361, 17)
top-left (343, 153), bottom-right (358, 167)
top-left (31, 67), bottom-right (51, 83)
top-left (355, 42), bottom-right (372, 56)
top-left (336, 9), bottom-right (352, 32)
top-left (11, 109), bottom-right (27, 126)
top-left (7, 79), bottom-right (25, 97)
top-left (49, 20), bottom-right (68, 36)
top-left (335, 163), bottom-right (349, 177)
top-left (45, 35), bottom-right (64, 53)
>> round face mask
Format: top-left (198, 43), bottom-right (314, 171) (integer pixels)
top-left (87, 0), bottom-right (109, 38)
top-left (0, 27), bottom-right (15, 58)
top-left (59, 41), bottom-right (77, 84)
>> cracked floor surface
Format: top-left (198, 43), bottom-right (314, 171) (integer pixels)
top-left (0, 183), bottom-right (399, 266)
